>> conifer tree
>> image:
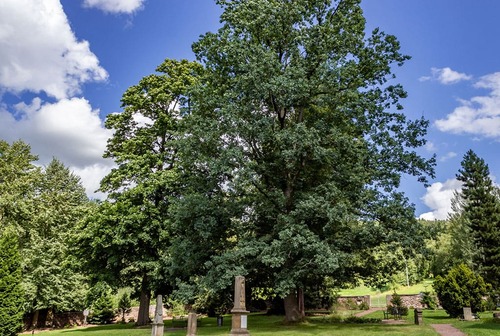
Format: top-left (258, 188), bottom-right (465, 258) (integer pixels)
top-left (457, 150), bottom-right (500, 288)
top-left (0, 227), bottom-right (24, 336)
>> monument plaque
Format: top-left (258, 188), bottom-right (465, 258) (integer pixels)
top-left (229, 276), bottom-right (250, 335)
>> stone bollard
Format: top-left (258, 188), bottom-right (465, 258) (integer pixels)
top-left (230, 275), bottom-right (250, 335)
top-left (151, 295), bottom-right (164, 336)
top-left (414, 308), bottom-right (423, 325)
top-left (186, 312), bottom-right (197, 336)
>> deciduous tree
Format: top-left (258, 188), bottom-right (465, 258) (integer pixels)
top-left (79, 59), bottom-right (203, 326)
top-left (178, 0), bottom-right (434, 321)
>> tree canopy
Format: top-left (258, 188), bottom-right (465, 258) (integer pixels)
top-left (173, 0), bottom-right (435, 321)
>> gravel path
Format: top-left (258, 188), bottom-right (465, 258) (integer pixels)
top-left (430, 324), bottom-right (467, 336)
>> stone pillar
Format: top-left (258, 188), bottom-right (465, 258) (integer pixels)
top-left (414, 308), bottom-right (423, 325)
top-left (463, 307), bottom-right (473, 321)
top-left (151, 295), bottom-right (164, 336)
top-left (229, 276), bottom-right (250, 335)
top-left (186, 312), bottom-right (197, 336)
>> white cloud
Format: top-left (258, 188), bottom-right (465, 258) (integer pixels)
top-left (0, 0), bottom-right (107, 99)
top-left (439, 151), bottom-right (457, 162)
top-left (418, 178), bottom-right (462, 220)
top-left (420, 67), bottom-right (472, 85)
top-left (83, 0), bottom-right (145, 14)
top-left (425, 141), bottom-right (437, 152)
top-left (0, 98), bottom-right (115, 198)
top-left (435, 72), bottom-right (500, 139)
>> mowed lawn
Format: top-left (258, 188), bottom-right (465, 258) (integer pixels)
top-left (24, 310), bottom-right (500, 336)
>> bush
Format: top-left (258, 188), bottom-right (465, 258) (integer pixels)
top-left (87, 282), bottom-right (115, 324)
top-left (388, 293), bottom-right (408, 316)
top-left (117, 290), bottom-right (132, 322)
top-left (433, 264), bottom-right (488, 317)
top-left (421, 291), bottom-right (438, 310)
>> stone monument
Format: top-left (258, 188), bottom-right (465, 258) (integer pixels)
top-left (414, 308), bottom-right (423, 325)
top-left (186, 312), bottom-right (197, 336)
top-left (463, 307), bottom-right (473, 321)
top-left (83, 309), bottom-right (89, 326)
top-left (151, 295), bottom-right (164, 336)
top-left (229, 276), bottom-right (250, 335)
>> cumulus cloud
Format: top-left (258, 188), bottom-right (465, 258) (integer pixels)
top-left (0, 0), bottom-right (108, 99)
top-left (420, 67), bottom-right (472, 85)
top-left (439, 151), bottom-right (457, 162)
top-left (0, 98), bottom-right (115, 197)
top-left (435, 72), bottom-right (500, 139)
top-left (83, 0), bottom-right (145, 14)
top-left (418, 178), bottom-right (462, 220)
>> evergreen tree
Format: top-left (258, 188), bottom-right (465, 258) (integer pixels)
top-left (22, 159), bottom-right (90, 327)
top-left (0, 227), bottom-right (24, 336)
top-left (457, 150), bottom-right (500, 288)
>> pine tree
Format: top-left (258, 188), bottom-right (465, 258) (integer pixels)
top-left (0, 227), bottom-right (24, 336)
top-left (457, 150), bottom-right (500, 288)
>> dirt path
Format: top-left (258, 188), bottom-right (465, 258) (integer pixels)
top-left (430, 324), bottom-right (466, 336)
top-left (354, 307), bottom-right (384, 317)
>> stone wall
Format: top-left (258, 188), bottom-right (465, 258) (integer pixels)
top-left (336, 295), bottom-right (370, 308)
top-left (386, 293), bottom-right (425, 309)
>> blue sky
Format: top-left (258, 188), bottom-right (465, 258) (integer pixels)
top-left (1, 0), bottom-right (499, 219)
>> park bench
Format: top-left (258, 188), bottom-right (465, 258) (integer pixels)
top-left (383, 307), bottom-right (401, 319)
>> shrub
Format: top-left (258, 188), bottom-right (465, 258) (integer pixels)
top-left (117, 290), bottom-right (132, 322)
top-left (421, 291), bottom-right (438, 310)
top-left (433, 264), bottom-right (488, 317)
top-left (388, 293), bottom-right (408, 316)
top-left (87, 282), bottom-right (115, 324)
top-left (359, 302), bottom-right (370, 310)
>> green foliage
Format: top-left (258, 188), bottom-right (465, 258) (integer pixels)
top-left (22, 159), bottom-right (90, 314)
top-left (87, 282), bottom-right (115, 324)
top-left (433, 264), bottom-right (489, 317)
top-left (457, 150), bottom-right (500, 288)
top-left (176, 0), bottom-right (435, 321)
top-left (421, 291), bottom-right (438, 310)
top-left (0, 227), bottom-right (24, 336)
top-left (388, 293), bottom-right (408, 316)
top-left (78, 59), bottom-right (203, 325)
top-left (117, 290), bottom-right (132, 322)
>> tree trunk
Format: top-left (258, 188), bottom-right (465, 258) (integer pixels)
top-left (136, 275), bottom-right (151, 326)
top-left (283, 289), bottom-right (304, 323)
top-left (31, 310), bottom-right (39, 329)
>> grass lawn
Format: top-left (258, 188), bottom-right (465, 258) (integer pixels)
top-left (26, 313), bottom-right (440, 336)
top-left (364, 308), bottom-right (500, 336)
top-left (25, 310), bottom-right (500, 336)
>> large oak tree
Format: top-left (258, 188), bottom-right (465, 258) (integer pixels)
top-left (177, 0), bottom-right (435, 321)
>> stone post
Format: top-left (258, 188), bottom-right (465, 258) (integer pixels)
top-left (151, 295), bottom-right (164, 336)
top-left (414, 308), bottom-right (423, 325)
top-left (186, 312), bottom-right (197, 336)
top-left (229, 276), bottom-right (250, 335)
top-left (463, 307), bottom-right (473, 321)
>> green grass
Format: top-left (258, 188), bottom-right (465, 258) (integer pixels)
top-left (364, 308), bottom-right (500, 336)
top-left (26, 313), bottom-right (440, 336)
top-left (25, 311), bottom-right (500, 336)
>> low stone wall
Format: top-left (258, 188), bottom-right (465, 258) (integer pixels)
top-left (337, 295), bottom-right (370, 308)
top-left (386, 294), bottom-right (425, 309)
